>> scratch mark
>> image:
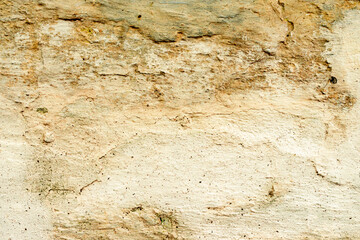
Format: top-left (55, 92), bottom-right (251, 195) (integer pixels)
top-left (79, 179), bottom-right (101, 194)
top-left (311, 161), bottom-right (342, 186)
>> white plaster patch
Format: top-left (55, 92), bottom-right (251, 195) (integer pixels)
top-left (0, 96), bottom-right (52, 240)
top-left (319, 10), bottom-right (360, 187)
top-left (40, 21), bottom-right (75, 46)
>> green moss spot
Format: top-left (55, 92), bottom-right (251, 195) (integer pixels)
top-left (36, 107), bottom-right (48, 114)
top-left (159, 215), bottom-right (173, 229)
top-left (81, 27), bottom-right (94, 35)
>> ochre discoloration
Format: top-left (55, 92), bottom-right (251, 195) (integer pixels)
top-left (53, 206), bottom-right (183, 240)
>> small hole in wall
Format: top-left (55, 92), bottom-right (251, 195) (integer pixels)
top-left (330, 76), bottom-right (337, 84)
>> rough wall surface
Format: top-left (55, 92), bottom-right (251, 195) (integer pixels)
top-left (1, 0), bottom-right (360, 239)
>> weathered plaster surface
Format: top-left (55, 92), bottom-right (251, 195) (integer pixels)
top-left (1, 0), bottom-right (360, 239)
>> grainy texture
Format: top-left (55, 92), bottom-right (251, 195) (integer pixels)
top-left (1, 0), bottom-right (360, 239)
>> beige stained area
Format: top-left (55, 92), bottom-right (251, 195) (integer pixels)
top-left (1, 0), bottom-right (360, 239)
